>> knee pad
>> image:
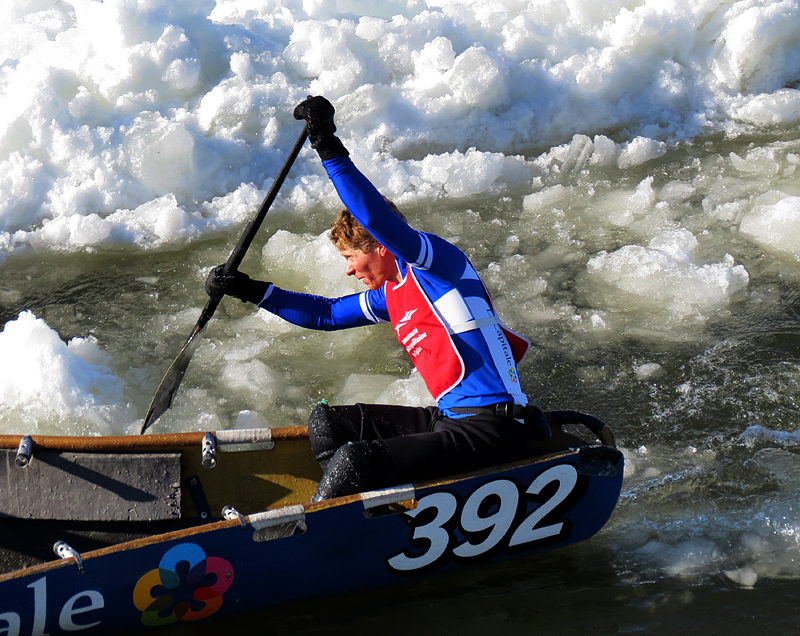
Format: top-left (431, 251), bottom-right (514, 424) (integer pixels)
top-left (307, 402), bottom-right (343, 464)
top-left (307, 401), bottom-right (333, 433)
top-left (312, 440), bottom-right (389, 502)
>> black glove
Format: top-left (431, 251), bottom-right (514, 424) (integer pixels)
top-left (293, 95), bottom-right (349, 161)
top-left (205, 265), bottom-right (271, 304)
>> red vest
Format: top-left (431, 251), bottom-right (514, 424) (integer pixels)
top-left (385, 267), bottom-right (529, 402)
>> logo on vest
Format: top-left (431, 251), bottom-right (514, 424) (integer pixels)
top-left (394, 309), bottom-right (418, 334)
top-left (401, 326), bottom-right (428, 358)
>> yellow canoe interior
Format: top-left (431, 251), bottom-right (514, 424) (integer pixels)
top-left (0, 426), bottom-right (323, 520)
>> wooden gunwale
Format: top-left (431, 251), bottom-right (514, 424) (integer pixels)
top-left (0, 426), bottom-right (310, 452)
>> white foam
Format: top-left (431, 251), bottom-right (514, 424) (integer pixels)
top-left (740, 425), bottom-right (800, 448)
top-left (585, 228), bottom-right (750, 319)
top-left (0, 311), bottom-right (125, 433)
top-left (711, 0), bottom-right (800, 94)
top-left (3, 0), bottom-right (800, 259)
top-left (740, 192), bottom-right (800, 261)
top-left (222, 358), bottom-right (282, 405)
top-left (635, 362), bottom-right (663, 380)
top-left (336, 371), bottom-right (432, 406)
top-left (261, 229), bottom-right (362, 296)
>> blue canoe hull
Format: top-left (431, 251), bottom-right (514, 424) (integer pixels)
top-left (0, 437), bottom-right (622, 635)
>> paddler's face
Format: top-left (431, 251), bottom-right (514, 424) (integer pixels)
top-left (340, 245), bottom-right (398, 290)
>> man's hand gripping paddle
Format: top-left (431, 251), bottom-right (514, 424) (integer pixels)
top-left (140, 125), bottom-right (308, 434)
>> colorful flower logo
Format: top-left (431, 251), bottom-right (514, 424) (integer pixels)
top-left (133, 543), bottom-right (234, 627)
top-left (508, 367), bottom-right (519, 384)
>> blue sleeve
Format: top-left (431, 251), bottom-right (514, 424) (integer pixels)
top-left (256, 285), bottom-right (388, 330)
top-left (322, 156), bottom-right (468, 283)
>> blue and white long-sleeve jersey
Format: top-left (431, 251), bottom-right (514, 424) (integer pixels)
top-left (258, 156), bottom-right (528, 417)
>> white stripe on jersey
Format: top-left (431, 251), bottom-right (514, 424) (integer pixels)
top-left (359, 292), bottom-right (386, 323)
top-left (433, 288), bottom-right (473, 328)
top-left (449, 316), bottom-right (499, 334)
top-left (414, 234), bottom-right (434, 270)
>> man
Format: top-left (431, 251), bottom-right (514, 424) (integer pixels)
top-left (207, 96), bottom-right (549, 501)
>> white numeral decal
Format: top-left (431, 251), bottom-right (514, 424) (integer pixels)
top-left (509, 464), bottom-right (578, 546)
top-left (453, 479), bottom-right (518, 558)
top-left (387, 464), bottom-right (581, 573)
top-left (387, 492), bottom-right (458, 572)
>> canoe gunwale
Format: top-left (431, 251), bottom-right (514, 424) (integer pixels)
top-left (0, 426), bottom-right (309, 453)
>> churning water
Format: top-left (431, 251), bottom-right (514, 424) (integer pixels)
top-left (3, 0), bottom-right (800, 632)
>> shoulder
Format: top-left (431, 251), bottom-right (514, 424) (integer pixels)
top-left (410, 232), bottom-right (472, 283)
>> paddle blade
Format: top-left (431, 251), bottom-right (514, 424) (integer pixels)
top-left (140, 324), bottom-right (207, 434)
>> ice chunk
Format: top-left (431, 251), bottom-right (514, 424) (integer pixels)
top-left (0, 311), bottom-right (124, 431)
top-left (740, 193), bottom-right (800, 261)
top-left (586, 229), bottom-right (749, 318)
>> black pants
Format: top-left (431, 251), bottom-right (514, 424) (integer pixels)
top-left (308, 402), bottom-right (530, 497)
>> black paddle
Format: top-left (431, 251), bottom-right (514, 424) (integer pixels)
top-left (140, 124), bottom-right (308, 434)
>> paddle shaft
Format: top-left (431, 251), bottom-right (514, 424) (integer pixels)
top-left (197, 124), bottom-right (309, 334)
top-left (140, 125), bottom-right (308, 433)
top-left (224, 131), bottom-right (308, 274)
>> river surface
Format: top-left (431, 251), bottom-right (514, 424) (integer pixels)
top-left (3, 0), bottom-right (800, 633)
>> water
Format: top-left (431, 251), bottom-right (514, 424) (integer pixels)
top-left (4, 0), bottom-right (800, 632)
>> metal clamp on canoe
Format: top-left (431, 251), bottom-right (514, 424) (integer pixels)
top-left (15, 435), bottom-right (32, 467)
top-left (215, 427), bottom-right (275, 452)
top-left (201, 432), bottom-right (216, 468)
top-left (248, 505), bottom-right (306, 542)
top-left (54, 541), bottom-right (84, 574)
top-left (202, 428), bottom-right (278, 467)
top-left (222, 505), bottom-right (247, 528)
top-left (361, 484), bottom-right (416, 518)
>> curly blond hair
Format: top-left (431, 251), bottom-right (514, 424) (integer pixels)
top-left (329, 199), bottom-right (405, 252)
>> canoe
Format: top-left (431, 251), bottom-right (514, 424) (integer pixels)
top-left (0, 417), bottom-right (623, 635)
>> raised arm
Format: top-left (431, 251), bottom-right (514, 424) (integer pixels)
top-left (294, 96), bottom-right (468, 283)
top-left (322, 156), bottom-right (423, 265)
